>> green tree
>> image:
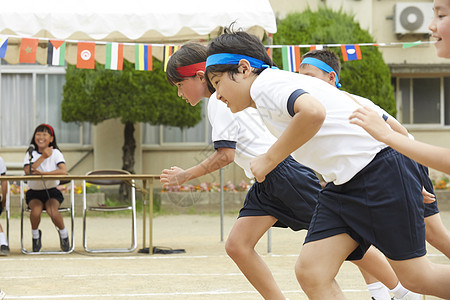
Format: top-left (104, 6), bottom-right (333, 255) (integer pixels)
top-left (273, 8), bottom-right (395, 115)
top-left (62, 60), bottom-right (202, 199)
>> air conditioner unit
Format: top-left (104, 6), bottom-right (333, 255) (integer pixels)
top-left (394, 2), bottom-right (433, 35)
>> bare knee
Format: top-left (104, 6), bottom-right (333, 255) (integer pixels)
top-left (296, 256), bottom-right (322, 291)
top-left (225, 236), bottom-right (251, 260)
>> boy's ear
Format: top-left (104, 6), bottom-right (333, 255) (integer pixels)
top-left (196, 70), bottom-right (206, 82)
top-left (238, 59), bottom-right (253, 78)
top-left (329, 71), bottom-right (337, 83)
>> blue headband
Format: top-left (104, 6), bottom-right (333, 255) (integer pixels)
top-left (205, 53), bottom-right (277, 70)
top-left (300, 57), bottom-right (341, 88)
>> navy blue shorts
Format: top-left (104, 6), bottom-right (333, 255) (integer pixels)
top-left (418, 164), bottom-right (440, 218)
top-left (305, 147), bottom-right (426, 261)
top-left (239, 156), bottom-right (320, 231)
top-left (26, 188), bottom-right (64, 205)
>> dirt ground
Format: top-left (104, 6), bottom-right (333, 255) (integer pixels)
top-left (0, 210), bottom-right (448, 299)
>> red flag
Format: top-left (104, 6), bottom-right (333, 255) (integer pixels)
top-left (76, 42), bottom-right (96, 69)
top-left (19, 38), bottom-right (38, 64)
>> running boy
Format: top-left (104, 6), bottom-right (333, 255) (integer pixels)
top-left (349, 0), bottom-right (450, 175)
top-left (204, 30), bottom-right (450, 299)
top-left (301, 49), bottom-right (450, 264)
top-left (161, 42), bottom-right (320, 299)
top-left (162, 43), bottom-right (422, 300)
top-left (300, 49), bottom-right (427, 300)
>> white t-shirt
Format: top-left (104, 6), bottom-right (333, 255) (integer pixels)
top-left (250, 68), bottom-right (387, 185)
top-left (0, 157), bottom-right (6, 176)
top-left (23, 148), bottom-right (65, 190)
top-left (208, 93), bottom-right (277, 178)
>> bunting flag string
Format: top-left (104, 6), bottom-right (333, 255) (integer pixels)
top-left (0, 34), bottom-right (436, 72)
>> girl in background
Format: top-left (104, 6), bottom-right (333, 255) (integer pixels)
top-left (23, 124), bottom-right (69, 252)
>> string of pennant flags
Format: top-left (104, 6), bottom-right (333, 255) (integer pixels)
top-left (0, 34), bottom-right (435, 73)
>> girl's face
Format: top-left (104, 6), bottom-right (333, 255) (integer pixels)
top-left (34, 130), bottom-right (53, 150)
top-left (207, 61), bottom-right (256, 113)
top-left (429, 0), bottom-right (450, 58)
top-left (175, 72), bottom-right (210, 106)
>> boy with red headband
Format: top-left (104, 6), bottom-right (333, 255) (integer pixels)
top-left (204, 29), bottom-right (450, 299)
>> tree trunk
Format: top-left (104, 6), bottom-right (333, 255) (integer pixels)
top-left (120, 122), bottom-right (135, 201)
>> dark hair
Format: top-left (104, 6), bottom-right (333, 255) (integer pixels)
top-left (205, 28), bottom-right (276, 90)
top-left (300, 49), bottom-right (341, 78)
top-left (28, 124), bottom-right (59, 151)
top-left (166, 42), bottom-right (207, 86)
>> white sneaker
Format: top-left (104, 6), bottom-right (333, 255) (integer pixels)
top-left (0, 289), bottom-right (6, 300)
top-left (393, 291), bottom-right (422, 300)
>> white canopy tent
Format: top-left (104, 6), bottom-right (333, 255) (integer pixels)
top-left (0, 0), bottom-right (277, 64)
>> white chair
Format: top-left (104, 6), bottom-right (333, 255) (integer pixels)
top-left (20, 180), bottom-right (75, 254)
top-left (82, 169), bottom-right (137, 253)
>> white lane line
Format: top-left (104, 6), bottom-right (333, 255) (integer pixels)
top-left (4, 289), bottom-right (371, 299)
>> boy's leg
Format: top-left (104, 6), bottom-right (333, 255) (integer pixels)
top-left (225, 215), bottom-right (285, 300)
top-left (352, 246), bottom-right (399, 290)
top-left (296, 233), bottom-right (358, 300)
top-left (424, 213), bottom-right (450, 258)
top-left (388, 256), bottom-right (450, 298)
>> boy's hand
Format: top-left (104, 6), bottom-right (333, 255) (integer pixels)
top-left (349, 106), bottom-right (393, 143)
top-left (422, 187), bottom-right (436, 204)
top-left (160, 166), bottom-right (189, 188)
top-left (250, 153), bottom-right (277, 183)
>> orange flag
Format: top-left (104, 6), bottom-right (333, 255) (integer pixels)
top-left (19, 38), bottom-right (39, 64)
top-left (76, 42), bottom-right (96, 69)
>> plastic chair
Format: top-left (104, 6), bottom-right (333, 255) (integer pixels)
top-left (82, 169), bottom-right (137, 253)
top-left (20, 180), bottom-right (75, 254)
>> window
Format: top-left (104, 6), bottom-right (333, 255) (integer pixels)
top-left (142, 98), bottom-right (211, 146)
top-left (395, 76), bottom-right (450, 126)
top-left (0, 64), bottom-right (91, 147)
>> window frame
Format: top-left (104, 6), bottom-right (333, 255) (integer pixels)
top-left (0, 64), bottom-right (90, 148)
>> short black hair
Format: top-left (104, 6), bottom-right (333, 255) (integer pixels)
top-left (300, 49), bottom-right (341, 78)
top-left (205, 28), bottom-right (276, 90)
top-left (166, 42), bottom-right (207, 86)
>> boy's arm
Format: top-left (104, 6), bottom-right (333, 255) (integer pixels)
top-left (250, 94), bottom-right (326, 182)
top-left (350, 106), bottom-right (450, 174)
top-left (160, 147), bottom-right (235, 187)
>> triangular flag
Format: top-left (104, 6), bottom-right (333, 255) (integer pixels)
top-left (162, 46), bottom-right (174, 72)
top-left (266, 47), bottom-right (272, 58)
top-left (105, 42), bottom-right (124, 70)
top-left (341, 45), bottom-right (362, 61)
top-left (76, 42), bottom-right (96, 69)
top-left (282, 46), bottom-right (301, 72)
top-left (19, 38), bottom-right (39, 64)
top-left (134, 44), bottom-right (152, 71)
top-left (281, 46), bottom-right (289, 71)
top-left (310, 45), bottom-right (324, 51)
top-left (402, 41), bottom-right (422, 49)
top-left (0, 35), bottom-right (8, 58)
top-left (293, 46), bottom-right (301, 72)
top-left (47, 40), bottom-right (66, 66)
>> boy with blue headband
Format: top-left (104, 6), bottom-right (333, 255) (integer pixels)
top-left (299, 49), bottom-right (431, 300)
top-left (205, 30), bottom-right (450, 299)
top-left (162, 43), bottom-right (417, 300)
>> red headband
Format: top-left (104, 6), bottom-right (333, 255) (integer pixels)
top-left (40, 123), bottom-right (54, 136)
top-left (176, 61), bottom-right (206, 78)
